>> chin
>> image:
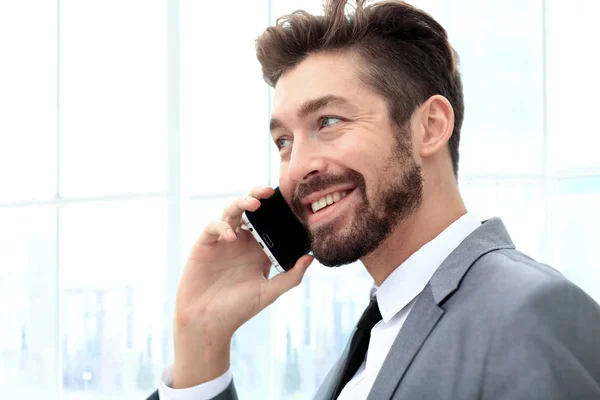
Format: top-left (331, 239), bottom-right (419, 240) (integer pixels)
top-left (310, 235), bottom-right (365, 268)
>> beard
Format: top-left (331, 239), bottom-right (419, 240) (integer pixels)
top-left (291, 133), bottom-right (423, 267)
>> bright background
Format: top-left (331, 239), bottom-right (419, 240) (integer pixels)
top-left (1, 0), bottom-right (599, 399)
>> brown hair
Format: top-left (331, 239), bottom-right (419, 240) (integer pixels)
top-left (255, 0), bottom-right (464, 177)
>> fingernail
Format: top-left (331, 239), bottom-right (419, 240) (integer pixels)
top-left (226, 228), bottom-right (235, 238)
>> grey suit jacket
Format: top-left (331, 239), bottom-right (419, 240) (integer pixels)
top-left (149, 217), bottom-right (600, 400)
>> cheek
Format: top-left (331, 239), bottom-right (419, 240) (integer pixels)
top-left (339, 127), bottom-right (388, 159)
top-left (338, 138), bottom-right (380, 169)
top-left (278, 164), bottom-right (294, 202)
top-left (355, 152), bottom-right (391, 199)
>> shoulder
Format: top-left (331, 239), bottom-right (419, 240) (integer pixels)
top-left (466, 250), bottom-right (600, 397)
top-left (466, 248), bottom-right (595, 311)
top-left (447, 247), bottom-right (600, 346)
top-left (427, 241), bottom-right (600, 397)
top-left (463, 248), bottom-right (600, 350)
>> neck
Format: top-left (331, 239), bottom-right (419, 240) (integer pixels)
top-left (361, 182), bottom-right (467, 286)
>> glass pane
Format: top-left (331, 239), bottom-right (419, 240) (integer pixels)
top-left (60, 198), bottom-right (167, 399)
top-left (273, 262), bottom-right (372, 399)
top-left (460, 178), bottom-right (547, 263)
top-left (181, 0), bottom-right (270, 196)
top-left (270, 0), bottom-right (325, 20)
top-left (0, 207), bottom-right (58, 398)
top-left (0, 2), bottom-right (57, 202)
top-left (546, 0), bottom-right (600, 170)
top-left (230, 304), bottom-right (273, 398)
top-left (551, 176), bottom-right (600, 303)
top-left (414, 0), bottom-right (545, 175)
top-left (59, 0), bottom-right (167, 197)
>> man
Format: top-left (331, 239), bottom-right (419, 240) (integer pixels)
top-left (149, 0), bottom-right (600, 399)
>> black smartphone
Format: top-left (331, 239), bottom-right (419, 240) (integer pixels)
top-left (241, 187), bottom-right (311, 272)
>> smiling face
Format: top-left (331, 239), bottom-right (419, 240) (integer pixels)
top-left (271, 51), bottom-right (424, 267)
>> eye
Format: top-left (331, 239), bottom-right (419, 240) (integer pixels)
top-left (275, 137), bottom-right (292, 150)
top-left (320, 116), bottom-right (341, 129)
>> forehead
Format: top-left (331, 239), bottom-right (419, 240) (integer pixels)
top-left (272, 52), bottom-right (382, 116)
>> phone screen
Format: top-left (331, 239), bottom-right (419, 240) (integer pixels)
top-left (243, 187), bottom-right (311, 272)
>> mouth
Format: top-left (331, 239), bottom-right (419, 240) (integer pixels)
top-left (305, 188), bottom-right (356, 227)
top-left (309, 188), bottom-right (353, 213)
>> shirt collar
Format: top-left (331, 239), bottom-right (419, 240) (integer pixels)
top-left (375, 212), bottom-right (481, 323)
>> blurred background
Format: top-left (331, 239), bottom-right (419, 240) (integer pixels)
top-left (1, 0), bottom-right (599, 399)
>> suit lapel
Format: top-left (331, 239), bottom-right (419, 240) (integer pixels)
top-left (366, 285), bottom-right (443, 400)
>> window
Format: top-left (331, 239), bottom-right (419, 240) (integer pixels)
top-left (1, 1), bottom-right (599, 399)
top-left (0, 207), bottom-right (57, 398)
top-left (0, 2), bottom-right (57, 203)
top-left (59, 0), bottom-right (168, 197)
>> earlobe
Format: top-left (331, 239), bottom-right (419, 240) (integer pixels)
top-left (419, 95), bottom-right (454, 158)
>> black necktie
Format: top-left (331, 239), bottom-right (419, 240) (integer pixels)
top-left (333, 297), bottom-right (383, 398)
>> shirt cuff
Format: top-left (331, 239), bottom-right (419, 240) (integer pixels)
top-left (158, 364), bottom-right (233, 400)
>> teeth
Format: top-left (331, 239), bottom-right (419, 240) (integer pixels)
top-left (311, 202), bottom-right (319, 213)
top-left (310, 190), bottom-right (350, 213)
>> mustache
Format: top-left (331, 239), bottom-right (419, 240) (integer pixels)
top-left (291, 170), bottom-right (366, 214)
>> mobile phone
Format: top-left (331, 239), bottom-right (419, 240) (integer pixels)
top-left (242, 187), bottom-right (311, 273)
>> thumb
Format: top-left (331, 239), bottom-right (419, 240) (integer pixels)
top-left (262, 254), bottom-right (314, 306)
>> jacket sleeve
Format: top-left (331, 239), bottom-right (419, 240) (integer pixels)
top-left (146, 380), bottom-right (238, 400)
top-left (146, 365), bottom-right (238, 400)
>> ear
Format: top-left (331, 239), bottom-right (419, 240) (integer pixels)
top-left (416, 95), bottom-right (454, 159)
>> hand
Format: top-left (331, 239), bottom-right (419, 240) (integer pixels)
top-left (172, 186), bottom-right (314, 388)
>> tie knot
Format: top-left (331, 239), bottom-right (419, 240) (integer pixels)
top-left (356, 297), bottom-right (382, 331)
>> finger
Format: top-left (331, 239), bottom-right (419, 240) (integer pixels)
top-left (248, 185), bottom-right (275, 199)
top-left (197, 220), bottom-right (237, 245)
top-left (221, 197), bottom-right (261, 228)
top-left (261, 255), bottom-right (314, 307)
top-left (228, 186), bottom-right (275, 229)
top-left (221, 187), bottom-right (275, 228)
top-left (235, 223), bottom-right (251, 235)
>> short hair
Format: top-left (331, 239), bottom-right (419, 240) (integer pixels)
top-left (255, 0), bottom-right (464, 177)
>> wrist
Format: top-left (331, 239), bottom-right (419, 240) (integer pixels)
top-left (172, 332), bottom-right (231, 389)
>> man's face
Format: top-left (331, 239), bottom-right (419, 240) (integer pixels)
top-left (271, 52), bottom-right (423, 266)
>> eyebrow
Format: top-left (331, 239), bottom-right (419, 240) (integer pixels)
top-left (269, 94), bottom-right (351, 133)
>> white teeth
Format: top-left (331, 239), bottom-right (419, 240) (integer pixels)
top-left (311, 202), bottom-right (319, 213)
top-left (310, 190), bottom-right (350, 213)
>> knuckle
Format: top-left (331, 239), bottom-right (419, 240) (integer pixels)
top-left (242, 196), bottom-right (256, 205)
top-left (206, 220), bottom-right (222, 230)
top-left (292, 272), bottom-right (303, 286)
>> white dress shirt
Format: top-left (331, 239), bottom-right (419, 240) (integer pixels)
top-left (159, 212), bottom-right (481, 400)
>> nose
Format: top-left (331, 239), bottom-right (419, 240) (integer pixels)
top-left (287, 135), bottom-right (327, 183)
